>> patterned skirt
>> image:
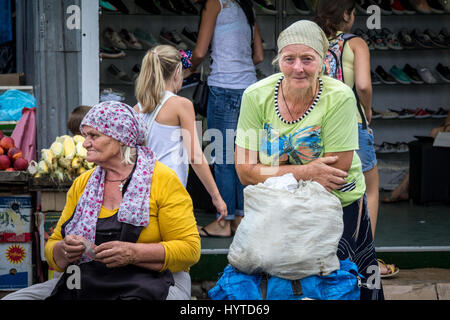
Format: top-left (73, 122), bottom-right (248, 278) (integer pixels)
top-left (338, 194), bottom-right (384, 300)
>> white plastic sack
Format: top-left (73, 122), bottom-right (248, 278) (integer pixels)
top-left (228, 174), bottom-right (344, 280)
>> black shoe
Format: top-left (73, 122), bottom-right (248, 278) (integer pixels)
top-left (135, 0), bottom-right (161, 14)
top-left (399, 0), bottom-right (416, 13)
top-left (372, 0), bottom-right (393, 14)
top-left (159, 29), bottom-right (188, 50)
top-left (371, 71), bottom-right (382, 84)
top-left (426, 0), bottom-right (445, 13)
top-left (436, 63), bottom-right (450, 83)
top-left (403, 64), bottom-right (424, 84)
top-left (159, 0), bottom-right (183, 14)
top-left (107, 64), bottom-right (133, 83)
top-left (411, 28), bottom-right (434, 48)
top-left (432, 107), bottom-right (450, 118)
top-left (375, 65), bottom-right (397, 84)
top-left (438, 28), bottom-right (450, 47)
top-left (108, 0), bottom-right (129, 14)
top-left (181, 27), bottom-right (198, 47)
top-left (397, 28), bottom-right (416, 49)
top-left (424, 29), bottom-right (448, 48)
top-left (292, 0), bottom-right (311, 14)
top-left (253, 0), bottom-right (277, 15)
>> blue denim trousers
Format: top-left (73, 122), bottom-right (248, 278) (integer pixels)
top-left (207, 86), bottom-right (245, 220)
top-left (356, 124), bottom-right (377, 173)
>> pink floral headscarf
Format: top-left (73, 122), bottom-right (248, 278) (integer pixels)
top-left (64, 101), bottom-right (155, 262)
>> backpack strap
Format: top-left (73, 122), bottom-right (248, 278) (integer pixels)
top-left (340, 33), bottom-right (368, 130)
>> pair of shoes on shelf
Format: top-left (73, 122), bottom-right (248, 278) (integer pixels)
top-left (107, 64), bottom-right (139, 84)
top-left (356, 0), bottom-right (393, 14)
top-left (103, 27), bottom-right (143, 50)
top-left (398, 28), bottom-right (450, 49)
top-left (375, 65), bottom-right (441, 84)
top-left (375, 66), bottom-right (397, 84)
top-left (390, 65), bottom-right (411, 84)
top-left (376, 141), bottom-right (409, 153)
top-left (435, 63), bottom-right (450, 83)
top-left (388, 108), bottom-right (415, 118)
top-left (100, 47), bottom-right (126, 59)
top-left (159, 29), bottom-right (189, 51)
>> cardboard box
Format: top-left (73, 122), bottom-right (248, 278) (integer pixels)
top-left (0, 195), bottom-right (32, 242)
top-left (0, 242), bottom-right (33, 290)
top-left (40, 192), bottom-right (66, 212)
top-left (0, 73), bottom-right (24, 86)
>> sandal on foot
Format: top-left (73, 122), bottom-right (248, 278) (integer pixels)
top-left (199, 227), bottom-right (232, 238)
top-left (378, 259), bottom-right (400, 278)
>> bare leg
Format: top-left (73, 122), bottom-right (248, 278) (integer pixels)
top-left (364, 165), bottom-right (379, 238)
top-left (197, 219), bottom-right (232, 237)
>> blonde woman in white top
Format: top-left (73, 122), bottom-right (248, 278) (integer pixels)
top-left (134, 45), bottom-right (227, 222)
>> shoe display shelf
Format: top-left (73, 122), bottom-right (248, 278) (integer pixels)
top-left (98, 0), bottom-right (283, 106)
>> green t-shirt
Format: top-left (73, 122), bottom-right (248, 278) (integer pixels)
top-left (235, 73), bottom-right (365, 207)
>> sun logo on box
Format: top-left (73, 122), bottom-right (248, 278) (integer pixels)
top-left (5, 244), bottom-right (26, 264)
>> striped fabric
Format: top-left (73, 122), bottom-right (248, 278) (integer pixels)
top-left (274, 76), bottom-right (323, 125)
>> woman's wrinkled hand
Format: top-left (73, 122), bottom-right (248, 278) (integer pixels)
top-left (212, 193), bottom-right (227, 222)
top-left (94, 241), bottom-right (136, 268)
top-left (61, 234), bottom-right (86, 264)
top-left (306, 156), bottom-right (348, 193)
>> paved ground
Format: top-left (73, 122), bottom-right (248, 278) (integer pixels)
top-left (381, 268), bottom-right (450, 300)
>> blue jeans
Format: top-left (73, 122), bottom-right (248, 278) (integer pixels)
top-left (356, 124), bottom-right (377, 173)
top-left (207, 86), bottom-right (245, 220)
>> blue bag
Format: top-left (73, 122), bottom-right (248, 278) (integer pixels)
top-left (0, 90), bottom-right (36, 121)
top-left (208, 259), bottom-right (362, 300)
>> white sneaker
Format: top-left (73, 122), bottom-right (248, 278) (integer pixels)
top-left (417, 66), bottom-right (438, 84)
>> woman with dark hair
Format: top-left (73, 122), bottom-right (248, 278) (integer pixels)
top-left (185, 0), bottom-right (264, 237)
top-left (315, 0), bottom-right (399, 278)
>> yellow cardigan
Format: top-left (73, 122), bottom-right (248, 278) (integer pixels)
top-left (44, 161), bottom-right (201, 273)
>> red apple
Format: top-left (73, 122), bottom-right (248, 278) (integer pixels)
top-left (0, 146), bottom-right (3, 155)
top-left (13, 157), bottom-right (28, 171)
top-left (0, 155), bottom-right (11, 170)
top-left (0, 137), bottom-right (15, 151)
top-left (7, 147), bottom-right (22, 161)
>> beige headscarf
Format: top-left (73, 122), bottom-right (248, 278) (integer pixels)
top-left (277, 20), bottom-right (329, 59)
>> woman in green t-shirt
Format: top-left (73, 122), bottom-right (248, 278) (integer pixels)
top-left (235, 20), bottom-right (383, 300)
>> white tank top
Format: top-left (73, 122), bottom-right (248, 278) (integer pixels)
top-left (207, 0), bottom-right (257, 89)
top-left (138, 91), bottom-right (189, 187)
